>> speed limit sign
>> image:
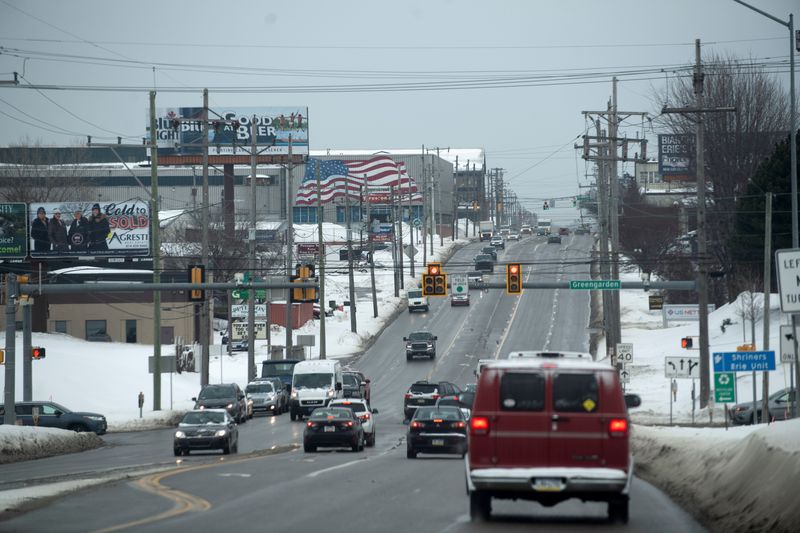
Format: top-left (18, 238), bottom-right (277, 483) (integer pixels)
top-left (616, 343), bottom-right (633, 364)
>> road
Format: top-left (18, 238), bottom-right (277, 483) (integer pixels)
top-left (0, 234), bottom-right (705, 532)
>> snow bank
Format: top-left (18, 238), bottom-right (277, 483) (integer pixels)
top-left (633, 420), bottom-right (800, 533)
top-left (0, 426), bottom-right (102, 464)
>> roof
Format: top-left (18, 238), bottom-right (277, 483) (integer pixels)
top-left (488, 358), bottom-right (615, 371)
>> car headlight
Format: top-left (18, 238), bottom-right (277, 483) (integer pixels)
top-left (215, 430), bottom-right (227, 437)
top-left (85, 416), bottom-right (105, 421)
top-left (175, 431), bottom-right (186, 438)
top-left (406, 344), bottom-right (412, 350)
top-left (226, 403), bottom-right (234, 409)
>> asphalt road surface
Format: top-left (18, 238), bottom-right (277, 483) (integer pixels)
top-left (0, 234), bottom-right (706, 532)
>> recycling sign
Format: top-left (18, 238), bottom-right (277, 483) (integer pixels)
top-left (714, 372), bottom-right (736, 403)
top-left (450, 273), bottom-right (468, 296)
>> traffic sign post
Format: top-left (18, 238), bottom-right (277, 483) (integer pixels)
top-left (665, 356), bottom-right (700, 379)
top-left (616, 343), bottom-right (633, 365)
top-left (714, 372), bottom-right (735, 403)
top-left (779, 325), bottom-right (798, 363)
top-left (775, 248), bottom-right (800, 419)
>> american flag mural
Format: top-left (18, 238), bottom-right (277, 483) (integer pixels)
top-left (295, 156), bottom-right (422, 205)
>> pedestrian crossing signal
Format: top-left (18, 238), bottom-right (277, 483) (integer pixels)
top-left (188, 264), bottom-right (205, 301)
top-left (506, 263), bottom-right (522, 294)
top-left (32, 347), bottom-right (46, 359)
top-left (681, 337), bottom-right (693, 349)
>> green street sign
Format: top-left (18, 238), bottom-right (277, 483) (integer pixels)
top-left (569, 280), bottom-right (621, 290)
top-left (232, 289), bottom-right (248, 299)
top-left (714, 372), bottom-right (736, 403)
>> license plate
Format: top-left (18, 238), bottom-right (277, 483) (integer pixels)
top-left (533, 478), bottom-right (565, 492)
top-left (417, 399), bottom-right (426, 404)
top-left (324, 426), bottom-right (335, 432)
top-left (431, 439), bottom-right (445, 446)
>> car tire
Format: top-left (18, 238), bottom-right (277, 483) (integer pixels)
top-left (352, 439), bottom-right (360, 452)
top-left (182, 449), bottom-right (190, 456)
top-left (406, 354), bottom-right (412, 361)
top-left (304, 443), bottom-right (316, 453)
top-left (67, 423), bottom-right (89, 433)
top-left (367, 432), bottom-right (375, 447)
top-left (290, 410), bottom-right (297, 421)
top-left (424, 306), bottom-right (429, 312)
top-left (222, 441), bottom-right (231, 455)
top-left (173, 448), bottom-right (182, 457)
top-left (608, 498), bottom-right (629, 524)
top-left (469, 491), bottom-right (491, 521)
top-left (406, 447), bottom-right (417, 459)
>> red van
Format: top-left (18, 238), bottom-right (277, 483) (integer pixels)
top-left (465, 356), bottom-right (641, 523)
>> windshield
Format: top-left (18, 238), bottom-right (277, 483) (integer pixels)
top-left (198, 386), bottom-right (235, 400)
top-left (294, 373), bottom-right (333, 389)
top-left (181, 411), bottom-right (226, 425)
top-left (408, 290), bottom-right (423, 298)
top-left (246, 383), bottom-right (273, 394)
top-left (342, 374), bottom-right (360, 387)
top-left (262, 362), bottom-right (297, 377)
top-left (408, 332), bottom-right (433, 341)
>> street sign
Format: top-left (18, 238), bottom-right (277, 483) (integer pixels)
top-left (648, 295), bottom-right (664, 310)
top-left (779, 324), bottom-right (797, 362)
top-left (616, 343), bottom-right (633, 365)
top-left (664, 356), bottom-right (700, 378)
top-left (231, 304), bottom-right (267, 318)
top-left (404, 244), bottom-right (418, 260)
top-left (450, 273), bottom-right (468, 296)
top-left (714, 372), bottom-right (736, 403)
top-left (412, 218), bottom-right (422, 228)
top-left (775, 248), bottom-right (800, 313)
top-left (619, 367), bottom-right (631, 384)
top-left (713, 351), bottom-right (776, 372)
top-left (297, 243), bottom-right (323, 256)
top-left (568, 280), bottom-right (621, 290)
top-left (297, 335), bottom-right (315, 347)
top-left (148, 356), bottom-right (177, 373)
top-left (231, 321), bottom-right (267, 340)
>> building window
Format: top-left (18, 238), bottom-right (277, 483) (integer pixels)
top-left (335, 206), bottom-right (362, 224)
top-left (86, 320), bottom-right (111, 342)
top-left (125, 320), bottom-right (137, 343)
top-left (54, 320), bottom-right (67, 334)
top-left (292, 206), bottom-right (317, 224)
top-left (160, 326), bottom-right (174, 345)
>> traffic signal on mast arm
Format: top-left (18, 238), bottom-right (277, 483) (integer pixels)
top-left (506, 263), bottom-right (522, 295)
top-left (32, 346), bottom-right (46, 359)
top-left (188, 264), bottom-right (205, 302)
top-left (423, 263), bottom-right (447, 296)
top-left (681, 337), bottom-right (693, 349)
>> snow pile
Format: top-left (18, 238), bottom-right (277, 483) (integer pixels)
top-left (633, 420), bottom-right (800, 533)
top-left (0, 425), bottom-right (102, 464)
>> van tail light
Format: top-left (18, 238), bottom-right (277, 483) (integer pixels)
top-left (470, 416), bottom-right (490, 435)
top-left (608, 418), bottom-right (628, 437)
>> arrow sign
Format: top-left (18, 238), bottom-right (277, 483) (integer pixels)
top-left (665, 356), bottom-right (700, 378)
top-left (779, 324), bottom-right (798, 363)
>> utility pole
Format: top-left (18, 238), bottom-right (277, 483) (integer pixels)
top-left (316, 160), bottom-right (327, 359)
top-left (390, 185), bottom-right (400, 297)
top-left (422, 146), bottom-right (428, 267)
top-left (4, 274), bottom-right (16, 425)
top-left (286, 136), bottom-right (294, 355)
top-left (247, 117), bottom-right (257, 382)
top-left (396, 168), bottom-right (405, 289)
top-left (200, 88), bottom-right (210, 386)
top-left (408, 171), bottom-right (415, 278)
top-left (761, 192), bottom-right (772, 422)
top-left (345, 185), bottom-right (357, 332)
top-left (150, 91), bottom-right (162, 407)
top-left (609, 78), bottom-right (622, 350)
top-left (366, 181), bottom-right (378, 318)
top-left (429, 159), bottom-right (435, 254)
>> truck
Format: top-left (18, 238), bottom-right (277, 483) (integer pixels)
top-left (536, 219), bottom-right (552, 236)
top-left (261, 359), bottom-right (302, 392)
top-left (479, 220), bottom-right (494, 241)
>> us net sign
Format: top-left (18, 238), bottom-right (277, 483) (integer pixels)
top-left (775, 249), bottom-right (800, 313)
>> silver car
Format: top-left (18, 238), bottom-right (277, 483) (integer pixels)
top-left (246, 380), bottom-right (283, 416)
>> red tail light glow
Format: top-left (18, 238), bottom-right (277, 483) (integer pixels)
top-left (433, 418), bottom-right (443, 423)
top-left (306, 421), bottom-right (316, 428)
top-left (404, 393), bottom-right (412, 399)
top-left (608, 418), bottom-right (628, 437)
top-left (360, 413), bottom-right (370, 420)
top-left (346, 421), bottom-right (354, 427)
top-left (452, 421), bottom-right (466, 429)
top-left (432, 394), bottom-right (440, 400)
top-left (410, 421), bottom-right (423, 429)
top-left (471, 416), bottom-right (490, 435)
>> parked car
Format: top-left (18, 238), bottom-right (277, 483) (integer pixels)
top-left (466, 356), bottom-right (641, 523)
top-left (450, 292), bottom-right (470, 306)
top-left (480, 246), bottom-right (498, 260)
top-left (0, 401), bottom-right (107, 434)
top-left (407, 406), bottom-right (468, 458)
top-left (403, 380), bottom-right (461, 421)
top-left (730, 387), bottom-right (796, 425)
top-left (329, 398), bottom-right (378, 447)
top-left (193, 383), bottom-right (248, 423)
top-left (245, 380), bottom-right (282, 415)
top-left (404, 331), bottom-right (438, 360)
top-left (547, 235), bottom-right (562, 244)
top-left (490, 235), bottom-right (505, 249)
top-left (230, 339), bottom-right (248, 352)
top-left (303, 407), bottom-right (365, 452)
top-left (173, 409), bottom-right (238, 456)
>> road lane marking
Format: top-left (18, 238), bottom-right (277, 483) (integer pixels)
top-left (495, 242), bottom-right (543, 359)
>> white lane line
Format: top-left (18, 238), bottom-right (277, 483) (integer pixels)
top-left (305, 446), bottom-right (397, 478)
top-left (495, 242), bottom-right (543, 359)
top-left (544, 247), bottom-right (567, 350)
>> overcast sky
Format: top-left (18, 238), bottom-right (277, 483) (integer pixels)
top-left (0, 0), bottom-right (795, 212)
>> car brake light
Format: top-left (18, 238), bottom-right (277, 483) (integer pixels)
top-left (360, 413), bottom-right (370, 420)
top-left (306, 421), bottom-right (316, 428)
top-left (346, 421), bottom-right (354, 427)
top-left (433, 418), bottom-right (443, 423)
top-left (410, 421), bottom-right (423, 429)
top-left (404, 393), bottom-right (412, 399)
top-left (609, 418), bottom-right (628, 437)
top-left (452, 421), bottom-right (466, 429)
top-left (432, 394), bottom-right (440, 400)
top-left (471, 416), bottom-right (489, 435)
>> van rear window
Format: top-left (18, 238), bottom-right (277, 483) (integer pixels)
top-left (553, 374), bottom-right (599, 412)
top-left (500, 373), bottom-right (545, 411)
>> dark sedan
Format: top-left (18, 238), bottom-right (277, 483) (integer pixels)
top-left (304, 407), bottom-right (365, 452)
top-left (173, 409), bottom-right (239, 456)
top-left (0, 401), bottom-right (107, 435)
top-left (730, 387), bottom-right (796, 425)
top-left (407, 406), bottom-right (468, 458)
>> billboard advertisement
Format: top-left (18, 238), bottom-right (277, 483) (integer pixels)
top-left (658, 134), bottom-right (695, 180)
top-left (29, 201), bottom-right (151, 258)
top-left (0, 203), bottom-right (29, 258)
top-left (150, 106), bottom-right (309, 156)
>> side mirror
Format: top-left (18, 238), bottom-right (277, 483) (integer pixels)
top-left (434, 336), bottom-right (438, 341)
top-left (191, 397), bottom-right (197, 402)
top-left (365, 378), bottom-right (371, 383)
top-left (335, 382), bottom-right (342, 391)
top-left (403, 337), bottom-right (408, 341)
top-left (360, 381), bottom-right (367, 387)
top-left (372, 408), bottom-right (379, 414)
top-left (624, 394), bottom-right (642, 408)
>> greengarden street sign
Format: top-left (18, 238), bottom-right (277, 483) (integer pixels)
top-left (569, 280), bottom-right (621, 290)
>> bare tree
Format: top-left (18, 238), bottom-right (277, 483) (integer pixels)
top-left (653, 52), bottom-right (789, 301)
top-left (0, 139), bottom-right (96, 202)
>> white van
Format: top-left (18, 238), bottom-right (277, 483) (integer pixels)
top-left (290, 360), bottom-right (343, 420)
top-left (407, 288), bottom-right (429, 313)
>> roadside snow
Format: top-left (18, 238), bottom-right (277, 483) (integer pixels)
top-left (0, 425), bottom-right (102, 464)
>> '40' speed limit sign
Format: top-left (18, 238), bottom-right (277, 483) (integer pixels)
top-left (616, 343), bottom-right (633, 364)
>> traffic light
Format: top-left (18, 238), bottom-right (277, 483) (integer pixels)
top-left (506, 263), bottom-right (522, 294)
top-left (32, 346), bottom-right (46, 359)
top-left (0, 349), bottom-right (4, 364)
top-left (681, 337), bottom-right (693, 349)
top-left (426, 263), bottom-right (442, 276)
top-left (422, 274), bottom-right (435, 296)
top-left (433, 274), bottom-right (447, 295)
top-left (543, 201), bottom-right (549, 210)
top-left (188, 264), bottom-right (205, 302)
top-left (422, 263), bottom-right (446, 296)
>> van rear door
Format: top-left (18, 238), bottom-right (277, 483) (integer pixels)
top-left (494, 371), bottom-right (549, 467)
top-left (548, 371), bottom-right (604, 467)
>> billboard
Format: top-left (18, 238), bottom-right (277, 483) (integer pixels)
top-left (0, 203), bottom-right (28, 258)
top-left (29, 201), bottom-right (151, 258)
top-left (658, 134), bottom-right (695, 180)
top-left (150, 106), bottom-right (309, 156)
